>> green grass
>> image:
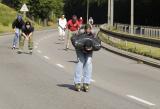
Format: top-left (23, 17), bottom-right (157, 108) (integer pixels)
top-left (0, 3), bottom-right (44, 33)
top-left (0, 3), bottom-right (17, 33)
top-left (98, 32), bottom-right (160, 60)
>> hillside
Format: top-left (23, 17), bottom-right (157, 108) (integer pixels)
top-left (0, 3), bottom-right (42, 33)
top-left (0, 3), bottom-right (18, 33)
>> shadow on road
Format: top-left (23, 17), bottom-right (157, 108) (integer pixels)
top-left (57, 84), bottom-right (76, 91)
top-left (17, 51), bottom-right (32, 55)
top-left (57, 48), bottom-right (75, 52)
top-left (54, 42), bottom-right (64, 44)
top-left (67, 60), bottom-right (78, 63)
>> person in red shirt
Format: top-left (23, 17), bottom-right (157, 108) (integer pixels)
top-left (66, 15), bottom-right (80, 50)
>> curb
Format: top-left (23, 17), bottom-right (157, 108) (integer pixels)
top-left (102, 42), bottom-right (160, 68)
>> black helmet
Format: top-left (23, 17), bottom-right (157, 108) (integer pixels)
top-left (72, 15), bottom-right (77, 23)
top-left (84, 24), bottom-right (91, 29)
top-left (25, 21), bottom-right (31, 29)
top-left (25, 21), bottom-right (31, 26)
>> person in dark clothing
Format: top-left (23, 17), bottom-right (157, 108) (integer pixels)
top-left (18, 21), bottom-right (34, 54)
top-left (73, 24), bottom-right (95, 92)
top-left (12, 15), bottom-right (25, 49)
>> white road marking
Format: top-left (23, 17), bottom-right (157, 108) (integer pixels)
top-left (127, 95), bottom-right (155, 106)
top-left (91, 79), bottom-right (95, 82)
top-left (44, 56), bottom-right (50, 60)
top-left (56, 64), bottom-right (64, 68)
top-left (34, 46), bottom-right (38, 49)
top-left (35, 43), bottom-right (39, 45)
top-left (37, 50), bottom-right (42, 53)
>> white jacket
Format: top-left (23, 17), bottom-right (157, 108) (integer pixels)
top-left (58, 18), bottom-right (67, 29)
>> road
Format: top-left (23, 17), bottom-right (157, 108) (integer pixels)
top-left (0, 29), bottom-right (160, 109)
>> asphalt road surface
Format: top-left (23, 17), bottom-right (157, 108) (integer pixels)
top-left (0, 29), bottom-right (160, 109)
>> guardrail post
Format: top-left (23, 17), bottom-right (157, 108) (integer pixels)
top-left (151, 29), bottom-right (153, 37)
top-left (147, 28), bottom-right (150, 37)
top-left (140, 28), bottom-right (144, 36)
top-left (125, 26), bottom-right (127, 33)
top-left (134, 27), bottom-right (138, 34)
top-left (153, 29), bottom-right (156, 37)
top-left (148, 29), bottom-right (150, 37)
top-left (156, 29), bottom-right (158, 37)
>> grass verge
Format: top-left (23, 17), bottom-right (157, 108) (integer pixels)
top-left (98, 31), bottom-right (160, 60)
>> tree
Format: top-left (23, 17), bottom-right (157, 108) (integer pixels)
top-left (2, 0), bottom-right (29, 10)
top-left (28, 0), bottom-right (63, 21)
top-left (64, 0), bottom-right (107, 23)
top-left (2, 0), bottom-right (64, 22)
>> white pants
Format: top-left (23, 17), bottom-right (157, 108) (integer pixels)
top-left (58, 27), bottom-right (65, 37)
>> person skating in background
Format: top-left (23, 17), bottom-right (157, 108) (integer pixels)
top-left (18, 21), bottom-right (34, 54)
top-left (58, 15), bottom-right (67, 40)
top-left (12, 15), bottom-right (25, 49)
top-left (88, 17), bottom-right (94, 28)
top-left (79, 17), bottom-right (83, 28)
top-left (66, 15), bottom-right (80, 50)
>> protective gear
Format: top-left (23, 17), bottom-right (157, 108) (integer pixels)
top-left (17, 15), bottom-right (22, 22)
top-left (71, 33), bottom-right (101, 51)
top-left (25, 21), bottom-right (31, 29)
top-left (25, 21), bottom-right (31, 25)
top-left (84, 24), bottom-right (92, 30)
top-left (72, 15), bottom-right (77, 23)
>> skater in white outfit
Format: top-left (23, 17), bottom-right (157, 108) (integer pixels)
top-left (58, 15), bottom-right (67, 40)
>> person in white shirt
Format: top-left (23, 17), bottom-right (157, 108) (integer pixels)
top-left (88, 17), bottom-right (94, 28)
top-left (58, 15), bottom-right (67, 40)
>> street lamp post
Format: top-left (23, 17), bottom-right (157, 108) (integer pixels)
top-left (108, 0), bottom-right (114, 28)
top-left (111, 0), bottom-right (114, 27)
top-left (87, 0), bottom-right (89, 24)
top-left (131, 0), bottom-right (134, 34)
top-left (108, 0), bottom-right (111, 26)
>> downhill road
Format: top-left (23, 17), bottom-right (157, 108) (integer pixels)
top-left (0, 29), bottom-right (160, 109)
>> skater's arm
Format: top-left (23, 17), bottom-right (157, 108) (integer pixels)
top-left (28, 27), bottom-right (34, 38)
top-left (28, 32), bottom-right (33, 38)
top-left (12, 21), bottom-right (17, 33)
top-left (22, 32), bottom-right (28, 39)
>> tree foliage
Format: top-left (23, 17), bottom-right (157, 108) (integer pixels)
top-left (2, 0), bottom-right (160, 26)
top-left (64, 0), bottom-right (107, 23)
top-left (2, 0), bottom-right (64, 21)
top-left (64, 0), bottom-right (160, 26)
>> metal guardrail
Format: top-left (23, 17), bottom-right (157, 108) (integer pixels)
top-left (114, 23), bottom-right (160, 39)
top-left (100, 24), bottom-right (160, 48)
top-left (99, 24), bottom-right (160, 68)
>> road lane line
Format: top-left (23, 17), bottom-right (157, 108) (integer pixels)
top-left (127, 95), bottom-right (155, 106)
top-left (37, 50), bottom-right (42, 53)
top-left (91, 79), bottom-right (96, 82)
top-left (34, 46), bottom-right (38, 49)
top-left (44, 56), bottom-right (50, 60)
top-left (56, 64), bottom-right (64, 68)
top-left (35, 43), bottom-right (39, 45)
